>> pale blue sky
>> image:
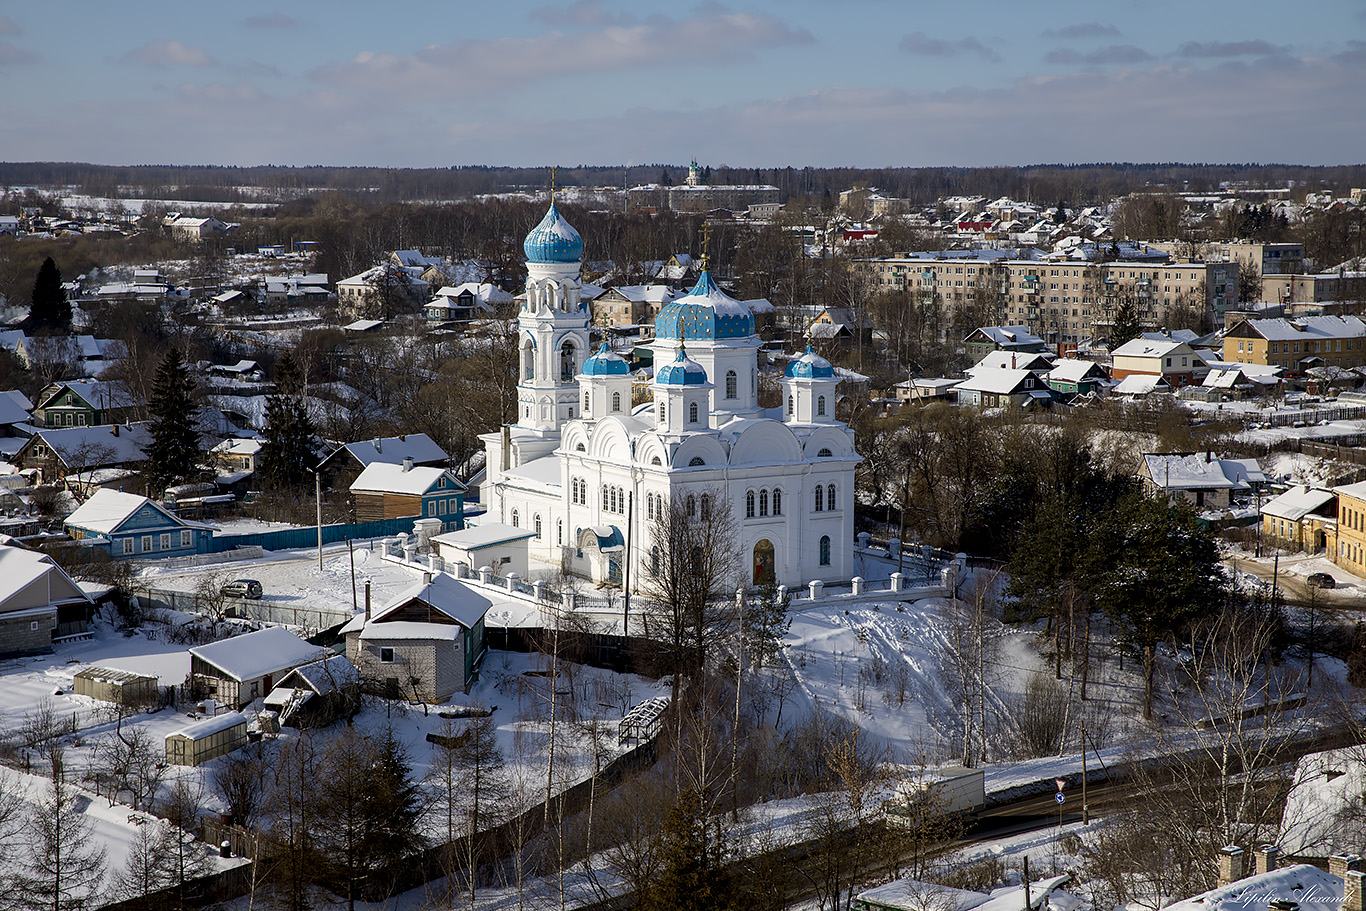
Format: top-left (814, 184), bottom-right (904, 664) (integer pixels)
top-left (2, 1), bottom-right (1363, 168)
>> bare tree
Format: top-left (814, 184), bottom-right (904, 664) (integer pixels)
top-left (0, 769), bottom-right (26, 911)
top-left (937, 574), bottom-right (1005, 767)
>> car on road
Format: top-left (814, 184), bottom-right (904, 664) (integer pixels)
top-left (1307, 572), bottom-right (1336, 589)
top-left (221, 579), bottom-right (264, 599)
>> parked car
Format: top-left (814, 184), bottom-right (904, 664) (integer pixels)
top-left (1307, 572), bottom-right (1336, 590)
top-left (221, 579), bottom-right (263, 599)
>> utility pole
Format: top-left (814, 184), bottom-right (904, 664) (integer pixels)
top-left (1081, 716), bottom-right (1089, 825)
top-left (314, 470), bottom-right (323, 571)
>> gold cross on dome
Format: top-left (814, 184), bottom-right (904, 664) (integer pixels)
top-left (699, 222), bottom-right (712, 271)
top-left (551, 166), bottom-right (557, 202)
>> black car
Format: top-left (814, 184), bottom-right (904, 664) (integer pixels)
top-left (1307, 572), bottom-right (1336, 590)
top-left (221, 579), bottom-right (264, 599)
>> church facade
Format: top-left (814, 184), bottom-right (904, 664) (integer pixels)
top-left (479, 203), bottom-right (861, 592)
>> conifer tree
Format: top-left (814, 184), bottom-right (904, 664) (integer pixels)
top-left (21, 752), bottom-right (107, 911)
top-left (145, 348), bottom-right (201, 495)
top-left (258, 353), bottom-right (317, 490)
top-left (1110, 295), bottom-right (1141, 349)
top-left (26, 257), bottom-right (72, 334)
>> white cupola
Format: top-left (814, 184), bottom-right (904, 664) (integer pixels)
top-left (781, 346), bottom-right (840, 424)
top-left (651, 346), bottom-right (713, 434)
top-left (578, 343), bottom-right (633, 420)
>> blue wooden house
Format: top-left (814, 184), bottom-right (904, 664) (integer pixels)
top-left (349, 459), bottom-right (465, 529)
top-left (65, 489), bottom-right (214, 559)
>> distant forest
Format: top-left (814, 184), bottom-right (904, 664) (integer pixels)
top-left (3, 161), bottom-right (1365, 206)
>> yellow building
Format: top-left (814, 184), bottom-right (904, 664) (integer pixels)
top-left (1260, 486), bottom-right (1336, 553)
top-left (1223, 315), bottom-right (1366, 370)
top-left (1334, 481), bottom-right (1366, 576)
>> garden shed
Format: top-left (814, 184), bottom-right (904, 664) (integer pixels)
top-left (188, 626), bottom-right (327, 709)
top-left (73, 666), bottom-right (158, 706)
top-left (164, 711), bottom-right (248, 766)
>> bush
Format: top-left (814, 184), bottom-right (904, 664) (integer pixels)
top-left (1011, 670), bottom-right (1069, 758)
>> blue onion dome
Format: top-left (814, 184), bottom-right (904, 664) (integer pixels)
top-left (582, 342), bottom-right (629, 376)
top-left (655, 271), bottom-right (755, 341)
top-left (523, 203), bottom-right (583, 263)
top-left (654, 347), bottom-right (709, 386)
top-left (785, 345), bottom-right (836, 379)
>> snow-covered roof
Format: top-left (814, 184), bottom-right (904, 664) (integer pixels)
top-left (167, 710), bottom-right (247, 740)
top-left (501, 455), bottom-right (564, 490)
top-left (1278, 745), bottom-right (1366, 856)
top-left (1113, 374), bottom-right (1169, 395)
top-left (1161, 865), bottom-right (1342, 911)
top-left (432, 522), bottom-right (537, 551)
top-left (349, 462), bottom-right (460, 497)
top-left (967, 325), bottom-right (1045, 348)
top-left (338, 433), bottom-right (448, 468)
top-left (359, 620), bottom-right (462, 641)
top-left (344, 571), bottom-right (495, 632)
top-left (342, 319), bottom-right (384, 332)
top-left (28, 422), bottom-right (152, 467)
top-left (66, 489), bottom-right (190, 535)
top-left (189, 627), bottom-right (325, 682)
top-left (970, 350), bottom-right (1054, 373)
top-left (1243, 315), bottom-right (1366, 342)
top-left (953, 368), bottom-right (1038, 395)
top-left (277, 654), bottom-right (360, 695)
top-left (1112, 337), bottom-right (1188, 358)
top-left (1046, 359), bottom-right (1106, 384)
top-left (1143, 453), bottom-right (1264, 491)
top-left (0, 544), bottom-right (90, 612)
top-left (859, 875), bottom-right (1078, 911)
top-left (1262, 485), bottom-right (1337, 522)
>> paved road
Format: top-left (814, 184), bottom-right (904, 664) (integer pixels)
top-left (1223, 553), bottom-right (1364, 608)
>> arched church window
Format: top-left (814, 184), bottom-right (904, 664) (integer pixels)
top-left (576, 443), bottom-right (585, 452)
top-left (523, 340), bottom-right (535, 380)
top-left (787, 395), bottom-right (794, 416)
top-left (511, 509), bottom-right (520, 527)
top-left (814, 486), bottom-right (823, 512)
top-left (817, 395), bottom-right (826, 416)
top-left (689, 402), bottom-right (699, 423)
top-left (584, 392), bottom-right (590, 413)
top-left (658, 402), bottom-right (665, 423)
top-left (700, 494), bottom-right (711, 521)
top-left (827, 484), bottom-right (837, 510)
top-left (689, 457), bottom-right (705, 466)
top-left (612, 391), bottom-right (621, 412)
top-left (759, 489), bottom-right (769, 517)
top-left (773, 488), bottom-right (782, 515)
top-left (817, 448), bottom-right (833, 458)
top-left (686, 494), bottom-right (696, 518)
top-left (534, 514), bottom-right (542, 539)
top-left (557, 520), bottom-right (563, 545)
top-left (602, 487), bottom-right (609, 511)
top-left (651, 456), bottom-right (662, 466)
top-left (725, 370), bottom-right (737, 399)
top-left (819, 535), bottom-right (831, 566)
top-left (560, 341), bottom-right (575, 382)
top-left (746, 490), bottom-right (755, 518)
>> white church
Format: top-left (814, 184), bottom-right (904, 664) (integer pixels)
top-left (478, 203), bottom-right (861, 591)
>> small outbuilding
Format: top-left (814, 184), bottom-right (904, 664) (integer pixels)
top-left (188, 627), bottom-right (327, 709)
top-left (73, 666), bottom-right (158, 707)
top-left (431, 523), bottom-right (536, 577)
top-left (262, 654), bottom-right (362, 728)
top-left (164, 711), bottom-right (248, 766)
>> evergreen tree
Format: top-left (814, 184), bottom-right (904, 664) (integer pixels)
top-left (645, 789), bottom-right (737, 911)
top-left (144, 348), bottom-right (201, 495)
top-left (1110, 295), bottom-right (1141, 349)
top-left (26, 257), bottom-right (72, 334)
top-left (258, 354), bottom-right (317, 490)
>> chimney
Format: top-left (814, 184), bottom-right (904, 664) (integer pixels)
top-left (423, 572), bottom-right (432, 585)
top-left (1219, 846), bottom-right (1246, 886)
top-left (1331, 854), bottom-right (1362, 880)
top-left (111, 424), bottom-right (119, 437)
top-left (1206, 450), bottom-right (1212, 463)
top-left (403, 456), bottom-right (414, 472)
top-left (364, 580), bottom-right (371, 621)
top-left (1254, 845), bottom-right (1279, 875)
top-left (1012, 353), bottom-right (1017, 369)
top-left (1346, 870), bottom-right (1366, 911)
top-left (373, 438), bottom-right (382, 454)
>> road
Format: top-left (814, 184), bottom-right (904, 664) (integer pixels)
top-left (1223, 552), bottom-right (1363, 608)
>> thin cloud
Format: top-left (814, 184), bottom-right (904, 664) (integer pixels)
top-left (1177, 40), bottom-right (1287, 58)
top-left (0, 15), bottom-right (20, 35)
top-left (312, 8), bottom-right (813, 96)
top-left (243, 13), bottom-right (299, 29)
top-left (1041, 22), bottom-right (1119, 39)
top-left (0, 40), bottom-right (34, 65)
top-left (121, 41), bottom-right (215, 68)
top-left (899, 32), bottom-right (999, 62)
top-left (530, 1), bottom-right (635, 28)
top-left (1046, 44), bottom-right (1153, 66)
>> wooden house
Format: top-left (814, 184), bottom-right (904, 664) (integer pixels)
top-left (32, 381), bottom-right (142, 429)
top-left (341, 572), bottom-right (493, 701)
top-left (349, 458), bottom-right (465, 529)
top-left (188, 627), bottom-right (326, 709)
top-left (65, 489), bottom-right (214, 559)
top-left (165, 711), bottom-right (248, 766)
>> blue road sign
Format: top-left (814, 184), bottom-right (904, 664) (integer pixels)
top-left (1055, 792), bottom-right (1066, 805)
